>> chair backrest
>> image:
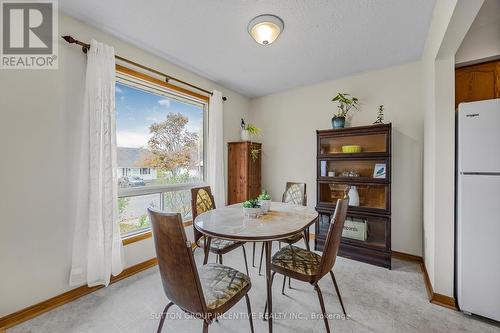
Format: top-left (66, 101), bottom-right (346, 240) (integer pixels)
top-left (282, 182), bottom-right (307, 206)
top-left (190, 186), bottom-right (216, 246)
top-left (315, 196), bottom-right (349, 281)
top-left (148, 208), bottom-right (207, 315)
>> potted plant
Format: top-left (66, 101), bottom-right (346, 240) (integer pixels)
top-left (243, 199), bottom-right (261, 218)
top-left (240, 118), bottom-right (261, 141)
top-left (240, 118), bottom-right (262, 162)
top-left (331, 93), bottom-right (360, 128)
top-left (258, 190), bottom-right (271, 213)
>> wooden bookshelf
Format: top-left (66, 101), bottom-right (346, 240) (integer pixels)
top-left (315, 123), bottom-right (392, 269)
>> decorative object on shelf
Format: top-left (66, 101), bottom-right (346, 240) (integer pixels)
top-left (347, 186), bottom-right (360, 206)
top-left (342, 217), bottom-right (367, 241)
top-left (373, 163), bottom-right (386, 179)
top-left (373, 105), bottom-right (385, 124)
top-left (341, 145), bottom-right (362, 153)
top-left (341, 170), bottom-right (360, 177)
top-left (328, 171), bottom-right (336, 177)
top-left (331, 92), bottom-right (360, 129)
top-left (320, 161), bottom-right (327, 177)
top-left (243, 199), bottom-right (262, 218)
top-left (240, 118), bottom-right (261, 161)
top-left (258, 190), bottom-right (271, 213)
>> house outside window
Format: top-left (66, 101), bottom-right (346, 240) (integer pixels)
top-left (115, 69), bottom-right (207, 237)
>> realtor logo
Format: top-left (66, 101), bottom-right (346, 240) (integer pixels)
top-left (1, 0), bottom-right (58, 69)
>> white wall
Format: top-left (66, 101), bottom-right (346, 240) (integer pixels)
top-left (421, 0), bottom-right (483, 297)
top-left (249, 61), bottom-right (424, 257)
top-left (455, 0), bottom-right (500, 65)
top-left (0, 13), bottom-right (250, 317)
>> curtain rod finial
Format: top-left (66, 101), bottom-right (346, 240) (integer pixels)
top-left (222, 96), bottom-right (227, 102)
top-left (62, 35), bottom-right (76, 44)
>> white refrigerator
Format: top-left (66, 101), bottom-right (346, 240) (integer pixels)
top-left (457, 98), bottom-right (500, 321)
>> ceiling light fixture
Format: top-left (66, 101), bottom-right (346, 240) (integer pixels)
top-left (248, 14), bottom-right (284, 45)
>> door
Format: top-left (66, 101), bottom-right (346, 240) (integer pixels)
top-left (457, 175), bottom-right (500, 320)
top-left (458, 99), bottom-right (500, 173)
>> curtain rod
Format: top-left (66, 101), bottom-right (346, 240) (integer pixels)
top-left (61, 36), bottom-right (227, 101)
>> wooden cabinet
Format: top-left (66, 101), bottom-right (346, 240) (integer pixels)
top-left (227, 142), bottom-right (262, 204)
top-left (455, 60), bottom-right (500, 109)
top-left (315, 124), bottom-right (392, 269)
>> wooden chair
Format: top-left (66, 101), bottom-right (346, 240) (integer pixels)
top-left (148, 208), bottom-right (254, 333)
top-left (263, 196), bottom-right (349, 333)
top-left (191, 186), bottom-right (249, 276)
top-left (256, 182), bottom-right (310, 294)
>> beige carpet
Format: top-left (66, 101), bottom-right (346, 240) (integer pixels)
top-left (8, 241), bottom-right (500, 333)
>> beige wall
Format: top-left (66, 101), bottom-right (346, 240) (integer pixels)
top-left (0, 13), bottom-right (250, 317)
top-left (249, 61), bottom-right (424, 257)
top-left (421, 0), bottom-right (483, 297)
top-left (455, 1), bottom-right (500, 65)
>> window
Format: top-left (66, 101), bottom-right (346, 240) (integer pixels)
top-left (116, 68), bottom-right (207, 237)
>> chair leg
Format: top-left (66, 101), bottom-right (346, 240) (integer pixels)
top-left (157, 302), bottom-right (174, 333)
top-left (245, 293), bottom-right (255, 333)
top-left (263, 271), bottom-right (276, 319)
top-left (314, 284), bottom-right (331, 333)
top-left (330, 271), bottom-right (347, 316)
top-left (218, 254), bottom-right (223, 265)
top-left (288, 276), bottom-right (292, 289)
top-left (281, 275), bottom-right (286, 295)
top-left (202, 320), bottom-right (209, 333)
top-left (252, 242), bottom-right (256, 267)
top-left (258, 242), bottom-right (265, 276)
top-left (242, 245), bottom-right (250, 276)
top-left (279, 241), bottom-right (281, 249)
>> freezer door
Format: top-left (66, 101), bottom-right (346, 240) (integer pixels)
top-left (457, 175), bottom-right (500, 321)
top-left (458, 99), bottom-right (500, 173)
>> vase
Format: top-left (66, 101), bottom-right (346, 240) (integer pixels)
top-left (240, 129), bottom-right (250, 141)
top-left (332, 116), bottom-right (346, 129)
top-left (259, 199), bottom-right (271, 213)
top-left (348, 186), bottom-right (360, 206)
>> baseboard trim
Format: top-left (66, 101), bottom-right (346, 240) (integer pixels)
top-left (431, 293), bottom-right (458, 310)
top-left (392, 251), bottom-right (423, 262)
top-left (0, 258), bottom-right (158, 330)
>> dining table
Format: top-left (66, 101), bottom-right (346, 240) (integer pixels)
top-left (194, 201), bottom-right (319, 333)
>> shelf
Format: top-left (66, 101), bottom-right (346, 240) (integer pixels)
top-left (315, 123), bottom-right (392, 269)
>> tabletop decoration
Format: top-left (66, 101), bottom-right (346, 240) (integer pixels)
top-left (243, 199), bottom-right (262, 218)
top-left (258, 190), bottom-right (272, 213)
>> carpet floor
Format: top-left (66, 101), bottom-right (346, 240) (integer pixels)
top-left (8, 241), bottom-right (500, 333)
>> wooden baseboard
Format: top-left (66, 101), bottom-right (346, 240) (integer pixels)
top-left (392, 250), bottom-right (423, 262)
top-left (431, 293), bottom-right (457, 310)
top-left (0, 258), bottom-right (158, 330)
top-left (391, 251), bottom-right (457, 310)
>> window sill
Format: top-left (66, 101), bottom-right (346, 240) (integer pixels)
top-left (122, 219), bottom-right (193, 245)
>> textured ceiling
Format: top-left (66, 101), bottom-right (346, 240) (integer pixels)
top-left (60, 0), bottom-right (436, 98)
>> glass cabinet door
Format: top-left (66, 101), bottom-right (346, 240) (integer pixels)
top-left (319, 159), bottom-right (388, 181)
top-left (342, 215), bottom-right (388, 250)
top-left (318, 182), bottom-right (389, 212)
top-left (319, 133), bottom-right (388, 156)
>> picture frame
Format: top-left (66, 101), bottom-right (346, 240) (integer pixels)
top-left (373, 163), bottom-right (386, 179)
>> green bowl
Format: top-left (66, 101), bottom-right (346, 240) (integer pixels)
top-left (341, 145), bottom-right (362, 153)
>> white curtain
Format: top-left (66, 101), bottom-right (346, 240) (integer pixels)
top-left (207, 90), bottom-right (226, 207)
top-left (69, 40), bottom-right (124, 287)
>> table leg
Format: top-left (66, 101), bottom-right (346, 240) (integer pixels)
top-left (265, 241), bottom-right (273, 332)
top-left (303, 228), bottom-right (311, 251)
top-left (203, 236), bottom-right (211, 265)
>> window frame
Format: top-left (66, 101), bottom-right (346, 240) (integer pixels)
top-left (115, 65), bottom-right (210, 243)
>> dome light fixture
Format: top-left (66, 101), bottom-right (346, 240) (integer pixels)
top-left (248, 14), bottom-right (284, 45)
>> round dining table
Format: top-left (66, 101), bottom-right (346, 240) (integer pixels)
top-left (194, 201), bottom-right (319, 333)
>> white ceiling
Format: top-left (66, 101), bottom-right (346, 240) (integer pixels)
top-left (60, 0), bottom-right (436, 98)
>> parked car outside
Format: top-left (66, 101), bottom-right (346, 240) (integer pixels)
top-left (118, 176), bottom-right (146, 188)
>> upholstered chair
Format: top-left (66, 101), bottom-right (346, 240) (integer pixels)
top-left (148, 208), bottom-right (254, 333)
